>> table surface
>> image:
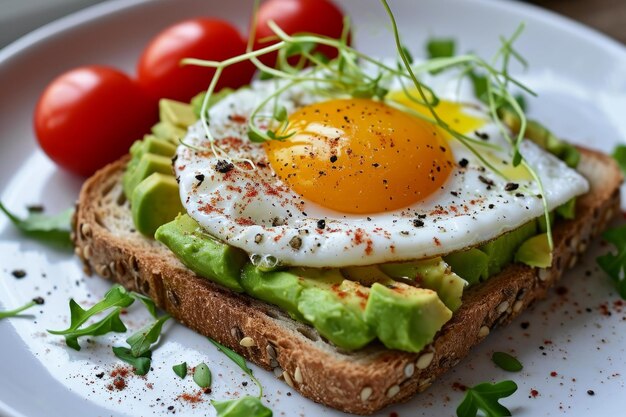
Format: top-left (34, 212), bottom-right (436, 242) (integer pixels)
top-left (533, 0), bottom-right (626, 44)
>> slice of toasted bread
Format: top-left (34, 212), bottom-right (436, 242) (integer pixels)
top-left (72, 147), bottom-right (622, 415)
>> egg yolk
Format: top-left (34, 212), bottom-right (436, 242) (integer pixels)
top-left (387, 89), bottom-right (486, 136)
top-left (265, 98), bottom-right (454, 214)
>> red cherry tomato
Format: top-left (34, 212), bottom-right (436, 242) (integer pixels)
top-left (253, 0), bottom-right (348, 65)
top-left (137, 18), bottom-right (255, 102)
top-left (34, 66), bottom-right (157, 177)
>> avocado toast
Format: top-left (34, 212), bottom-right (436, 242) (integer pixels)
top-left (72, 112), bottom-right (622, 414)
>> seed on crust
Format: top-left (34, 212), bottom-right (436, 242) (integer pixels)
top-left (80, 223), bottom-right (92, 239)
top-left (417, 378), bottom-right (432, 393)
top-left (266, 343), bottom-right (277, 360)
top-left (497, 301), bottom-right (509, 314)
top-left (83, 245), bottom-right (93, 260)
top-left (166, 289), bottom-right (180, 307)
top-left (386, 385), bottom-right (400, 398)
top-left (273, 367), bottom-right (283, 378)
top-left (478, 325), bottom-right (490, 338)
top-left (270, 359), bottom-right (279, 368)
top-left (404, 362), bottom-right (415, 378)
top-left (568, 254), bottom-right (578, 269)
top-left (538, 268), bottom-right (550, 282)
top-left (416, 352), bottom-right (434, 370)
top-left (240, 337), bottom-right (256, 347)
top-left (512, 300), bottom-right (523, 313)
top-left (282, 371), bottom-right (294, 388)
top-left (294, 366), bottom-right (303, 384)
top-left (360, 387), bottom-right (373, 402)
top-left (230, 326), bottom-right (243, 340)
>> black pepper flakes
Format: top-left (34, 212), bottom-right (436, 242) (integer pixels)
top-left (459, 158), bottom-right (469, 168)
top-left (475, 130), bottom-right (489, 140)
top-left (11, 269), bottom-right (26, 279)
top-left (316, 219), bottom-right (326, 230)
top-left (195, 174), bottom-right (205, 186)
top-left (32, 297), bottom-right (45, 305)
top-left (587, 390), bottom-right (595, 396)
top-left (254, 234), bottom-right (263, 244)
top-left (413, 219), bottom-right (424, 228)
top-left (289, 236), bottom-right (302, 250)
top-left (215, 160), bottom-right (234, 173)
top-left (330, 155), bottom-right (338, 163)
top-left (479, 175), bottom-right (495, 187)
top-left (505, 182), bottom-right (519, 191)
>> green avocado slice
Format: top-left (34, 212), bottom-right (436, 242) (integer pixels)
top-left (379, 258), bottom-right (466, 311)
top-left (364, 282), bottom-right (452, 353)
top-left (155, 214), bottom-right (247, 292)
top-left (131, 173), bottom-right (183, 237)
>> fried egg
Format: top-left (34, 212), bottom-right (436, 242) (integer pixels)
top-left (175, 77), bottom-right (589, 268)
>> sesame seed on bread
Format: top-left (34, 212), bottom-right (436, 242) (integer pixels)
top-left (72, 147), bottom-right (622, 415)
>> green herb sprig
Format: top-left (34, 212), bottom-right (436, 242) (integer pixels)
top-left (0, 298), bottom-right (43, 320)
top-left (613, 144), bottom-right (626, 175)
top-left (173, 362), bottom-right (188, 379)
top-left (208, 337), bottom-right (271, 417)
top-left (113, 314), bottom-right (171, 375)
top-left (457, 380), bottom-right (518, 417)
top-left (193, 362), bottom-right (212, 388)
top-left (48, 285), bottom-right (135, 350)
top-left (491, 352), bottom-right (523, 372)
top-left (597, 224), bottom-right (626, 300)
top-left (0, 202), bottom-right (72, 247)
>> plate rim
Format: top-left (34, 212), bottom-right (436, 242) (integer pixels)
top-left (1, 0), bottom-right (625, 416)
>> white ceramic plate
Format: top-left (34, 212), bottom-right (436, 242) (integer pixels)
top-left (1, 0), bottom-right (625, 416)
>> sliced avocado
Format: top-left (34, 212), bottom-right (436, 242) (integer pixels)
top-left (131, 173), bottom-right (183, 237)
top-left (341, 265), bottom-right (394, 286)
top-left (123, 153), bottom-right (174, 198)
top-left (379, 258), bottom-right (466, 311)
top-left (444, 248), bottom-right (489, 286)
top-left (159, 99), bottom-right (197, 128)
top-left (479, 220), bottom-right (537, 277)
top-left (499, 110), bottom-right (580, 168)
top-left (515, 233), bottom-right (552, 268)
top-left (298, 277), bottom-right (375, 350)
top-left (364, 282), bottom-right (452, 353)
top-left (155, 214), bottom-right (246, 292)
top-left (151, 121), bottom-right (188, 143)
top-left (142, 135), bottom-right (177, 157)
top-left (191, 88), bottom-right (235, 119)
top-left (537, 211), bottom-right (555, 234)
top-left (240, 263), bottom-right (304, 320)
top-left (555, 197), bottom-right (576, 220)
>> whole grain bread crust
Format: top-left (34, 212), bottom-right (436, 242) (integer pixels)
top-left (72, 148), bottom-right (622, 415)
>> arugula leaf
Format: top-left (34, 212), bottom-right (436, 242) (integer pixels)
top-left (48, 285), bottom-right (135, 350)
top-left (426, 38), bottom-right (456, 59)
top-left (112, 346), bottom-right (152, 375)
top-left (131, 292), bottom-right (159, 319)
top-left (457, 380), bottom-right (517, 417)
top-left (173, 362), bottom-right (188, 379)
top-left (208, 337), bottom-right (264, 397)
top-left (0, 202), bottom-right (73, 247)
top-left (112, 313), bottom-right (170, 375)
top-left (491, 352), bottom-right (523, 372)
top-left (208, 337), bottom-right (253, 377)
top-left (613, 145), bottom-right (626, 175)
top-left (597, 224), bottom-right (626, 300)
top-left (211, 396), bottom-right (272, 417)
top-left (126, 314), bottom-right (171, 357)
top-left (193, 362), bottom-right (212, 388)
top-left (0, 298), bottom-right (43, 320)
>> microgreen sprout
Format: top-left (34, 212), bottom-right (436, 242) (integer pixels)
top-left (181, 0), bottom-right (554, 249)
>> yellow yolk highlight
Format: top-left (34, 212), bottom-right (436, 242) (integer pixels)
top-left (265, 98), bottom-right (454, 214)
top-left (388, 89), bottom-right (486, 135)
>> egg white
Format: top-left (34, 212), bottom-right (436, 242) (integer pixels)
top-left (174, 79), bottom-right (589, 268)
